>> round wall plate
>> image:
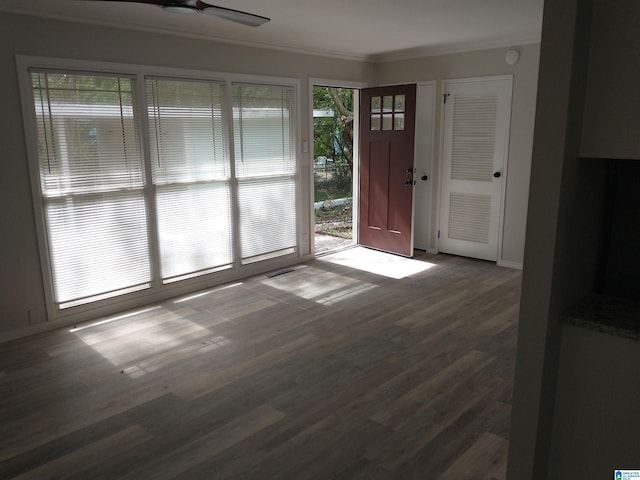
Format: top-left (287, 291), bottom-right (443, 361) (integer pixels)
top-left (505, 49), bottom-right (520, 65)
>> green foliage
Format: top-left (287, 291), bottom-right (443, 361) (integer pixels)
top-left (313, 86), bottom-right (353, 189)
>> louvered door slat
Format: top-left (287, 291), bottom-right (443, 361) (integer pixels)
top-left (448, 193), bottom-right (491, 243)
top-left (451, 94), bottom-right (497, 182)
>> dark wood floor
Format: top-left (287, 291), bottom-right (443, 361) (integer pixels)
top-left (0, 248), bottom-right (521, 480)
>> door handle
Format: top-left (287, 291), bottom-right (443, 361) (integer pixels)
top-left (493, 171), bottom-right (501, 178)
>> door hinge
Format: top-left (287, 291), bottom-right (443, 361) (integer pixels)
top-left (438, 230), bottom-right (440, 238)
top-left (443, 93), bottom-right (450, 104)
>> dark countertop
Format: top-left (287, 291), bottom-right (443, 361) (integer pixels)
top-left (561, 294), bottom-right (640, 341)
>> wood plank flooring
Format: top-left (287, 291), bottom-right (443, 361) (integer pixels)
top-left (0, 248), bottom-right (521, 479)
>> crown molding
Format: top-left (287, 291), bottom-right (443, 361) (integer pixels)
top-left (366, 36), bottom-right (541, 63)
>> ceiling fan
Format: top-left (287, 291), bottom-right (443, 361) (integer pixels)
top-left (79, 0), bottom-right (270, 27)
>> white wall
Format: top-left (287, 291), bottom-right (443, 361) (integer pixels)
top-left (373, 44), bottom-right (540, 266)
top-left (548, 324), bottom-right (640, 478)
top-left (0, 12), bottom-right (374, 337)
top-left (507, 0), bottom-right (605, 477)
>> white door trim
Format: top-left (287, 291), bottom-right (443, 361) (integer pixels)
top-left (437, 74), bottom-right (513, 262)
top-left (414, 81), bottom-right (437, 252)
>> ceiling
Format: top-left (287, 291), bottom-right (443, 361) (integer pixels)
top-left (0, 0), bottom-right (544, 61)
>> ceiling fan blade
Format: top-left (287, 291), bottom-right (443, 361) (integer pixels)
top-left (79, 0), bottom-right (168, 4)
top-left (78, 0), bottom-right (270, 26)
top-left (197, 3), bottom-right (270, 27)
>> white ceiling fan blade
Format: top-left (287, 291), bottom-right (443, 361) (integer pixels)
top-left (200, 5), bottom-right (270, 27)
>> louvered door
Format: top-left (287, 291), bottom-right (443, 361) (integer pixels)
top-left (439, 77), bottom-right (512, 261)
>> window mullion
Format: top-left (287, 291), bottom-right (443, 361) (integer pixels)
top-left (136, 73), bottom-right (162, 290)
top-left (224, 79), bottom-right (242, 269)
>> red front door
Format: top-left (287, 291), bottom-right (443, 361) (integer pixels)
top-left (358, 84), bottom-right (416, 257)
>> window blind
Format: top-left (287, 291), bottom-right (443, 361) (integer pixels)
top-left (232, 84), bottom-right (297, 263)
top-left (31, 71), bottom-right (150, 307)
top-left (27, 68), bottom-right (301, 315)
top-left (146, 78), bottom-right (233, 281)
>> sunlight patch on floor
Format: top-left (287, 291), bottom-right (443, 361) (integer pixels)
top-left (121, 335), bottom-right (232, 378)
top-left (69, 306), bottom-right (162, 333)
top-left (314, 282), bottom-right (377, 305)
top-left (261, 266), bottom-right (377, 305)
top-left (72, 307), bottom-right (231, 378)
top-left (319, 246), bottom-right (436, 279)
top-left (173, 282), bottom-right (243, 304)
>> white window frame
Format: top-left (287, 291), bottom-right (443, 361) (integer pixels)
top-left (17, 55), bottom-right (305, 326)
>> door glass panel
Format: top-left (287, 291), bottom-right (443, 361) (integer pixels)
top-left (383, 96), bottom-right (393, 112)
top-left (382, 113), bottom-right (393, 130)
top-left (394, 95), bottom-right (405, 112)
top-left (371, 96), bottom-right (381, 113)
top-left (371, 115), bottom-right (381, 131)
top-left (394, 113), bottom-right (405, 130)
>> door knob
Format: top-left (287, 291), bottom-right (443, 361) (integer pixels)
top-left (493, 171), bottom-right (501, 178)
top-left (421, 175), bottom-right (428, 181)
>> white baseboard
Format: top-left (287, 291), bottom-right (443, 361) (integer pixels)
top-left (497, 259), bottom-right (523, 270)
top-left (0, 320), bottom-right (63, 344)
